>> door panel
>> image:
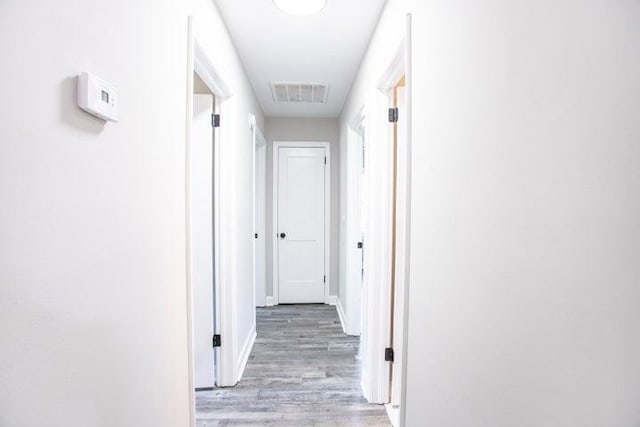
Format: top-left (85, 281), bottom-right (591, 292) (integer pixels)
top-left (278, 147), bottom-right (325, 304)
top-left (255, 144), bottom-right (266, 307)
top-left (358, 126), bottom-right (366, 299)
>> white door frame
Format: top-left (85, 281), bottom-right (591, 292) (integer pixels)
top-left (396, 18), bottom-right (412, 427)
top-left (360, 14), bottom-right (412, 424)
top-left (250, 115), bottom-right (267, 307)
top-left (271, 141), bottom-right (331, 305)
top-left (185, 16), bottom-right (238, 427)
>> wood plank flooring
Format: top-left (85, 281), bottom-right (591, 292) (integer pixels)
top-left (196, 304), bottom-right (391, 426)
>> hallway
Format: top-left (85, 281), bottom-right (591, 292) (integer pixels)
top-left (196, 305), bottom-right (390, 426)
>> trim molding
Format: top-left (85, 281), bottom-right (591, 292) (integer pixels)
top-left (185, 18), bottom-right (196, 427)
top-left (235, 325), bottom-right (257, 384)
top-left (335, 297), bottom-right (347, 334)
top-left (265, 296), bottom-right (277, 307)
top-left (377, 39), bottom-right (405, 93)
top-left (385, 404), bottom-right (400, 427)
top-left (327, 295), bottom-right (338, 306)
top-left (194, 40), bottom-right (232, 100)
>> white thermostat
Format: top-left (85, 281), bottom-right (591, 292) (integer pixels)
top-left (77, 72), bottom-right (119, 122)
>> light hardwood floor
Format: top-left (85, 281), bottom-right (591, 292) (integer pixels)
top-left (196, 304), bottom-right (391, 426)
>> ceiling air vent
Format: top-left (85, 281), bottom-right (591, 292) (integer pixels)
top-left (270, 82), bottom-right (329, 104)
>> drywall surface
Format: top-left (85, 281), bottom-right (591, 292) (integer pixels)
top-left (341, 0), bottom-right (640, 425)
top-left (0, 0), bottom-right (263, 425)
top-left (265, 118), bottom-right (340, 300)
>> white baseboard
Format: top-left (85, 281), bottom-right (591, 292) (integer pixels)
top-left (327, 295), bottom-right (338, 306)
top-left (335, 296), bottom-right (361, 336)
top-left (335, 297), bottom-right (348, 334)
top-left (385, 404), bottom-right (400, 427)
top-left (265, 296), bottom-right (277, 306)
top-left (361, 377), bottom-right (370, 402)
top-left (235, 325), bottom-right (256, 384)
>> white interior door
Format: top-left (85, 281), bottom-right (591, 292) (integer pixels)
top-left (357, 127), bottom-right (367, 332)
top-left (254, 142), bottom-right (267, 307)
top-left (350, 124), bottom-right (366, 335)
top-left (277, 147), bottom-right (326, 304)
top-left (191, 94), bottom-right (215, 389)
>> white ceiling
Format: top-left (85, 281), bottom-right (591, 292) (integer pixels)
top-left (215, 0), bottom-right (387, 118)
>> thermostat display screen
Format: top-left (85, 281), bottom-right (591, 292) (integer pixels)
top-left (101, 90), bottom-right (109, 103)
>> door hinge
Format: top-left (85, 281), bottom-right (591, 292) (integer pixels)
top-left (385, 347), bottom-right (394, 362)
top-left (255, 233), bottom-right (258, 239)
top-left (323, 275), bottom-right (326, 283)
top-left (357, 241), bottom-right (363, 249)
top-left (324, 156), bottom-right (327, 165)
top-left (388, 107), bottom-right (399, 123)
top-left (212, 114), bottom-right (220, 128)
top-left (212, 334), bottom-right (221, 348)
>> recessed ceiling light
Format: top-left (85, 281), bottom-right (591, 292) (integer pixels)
top-left (273, 0), bottom-right (327, 16)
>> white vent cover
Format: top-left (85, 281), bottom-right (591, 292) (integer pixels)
top-left (270, 82), bottom-right (329, 104)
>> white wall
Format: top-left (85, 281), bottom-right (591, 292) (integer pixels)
top-left (341, 0), bottom-right (640, 425)
top-left (0, 0), bottom-right (263, 425)
top-left (265, 118), bottom-right (340, 299)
